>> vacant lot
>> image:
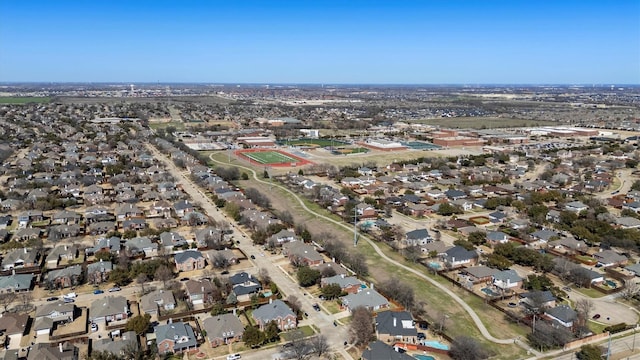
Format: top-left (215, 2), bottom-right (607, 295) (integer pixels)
top-left (0, 96), bottom-right (50, 104)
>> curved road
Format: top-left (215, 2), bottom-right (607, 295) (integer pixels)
top-left (208, 154), bottom-right (533, 350)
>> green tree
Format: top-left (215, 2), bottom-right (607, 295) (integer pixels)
top-left (264, 320), bottom-right (280, 343)
top-left (241, 172), bottom-right (249, 180)
top-left (453, 239), bottom-right (475, 251)
top-left (109, 267), bottom-right (131, 286)
top-left (297, 266), bottom-right (321, 287)
top-left (468, 231), bottom-right (486, 246)
top-left (125, 314), bottom-right (151, 335)
top-left (576, 345), bottom-right (603, 360)
top-left (243, 325), bottom-right (265, 348)
top-left (486, 253), bottom-right (513, 270)
top-left (437, 203), bottom-right (463, 216)
top-left (210, 302), bottom-right (226, 316)
top-left (320, 283), bottom-right (343, 300)
top-left (94, 250), bottom-right (114, 263)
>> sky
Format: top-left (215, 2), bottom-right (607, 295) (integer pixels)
top-left (0, 1), bottom-right (638, 84)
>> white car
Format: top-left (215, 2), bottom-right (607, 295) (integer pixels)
top-left (91, 323), bottom-right (98, 332)
top-left (108, 287), bottom-right (121, 292)
top-left (63, 292), bottom-right (77, 299)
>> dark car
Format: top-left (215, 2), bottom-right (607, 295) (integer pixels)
top-left (250, 255), bottom-right (256, 259)
top-left (313, 304), bottom-right (320, 311)
top-left (417, 332), bottom-right (426, 340)
top-left (418, 322), bottom-right (428, 330)
top-left (592, 314), bottom-right (601, 319)
top-left (46, 297), bottom-right (58, 302)
top-left (180, 278), bottom-right (189, 281)
top-left (283, 342), bottom-right (293, 348)
top-left (93, 289), bottom-right (104, 295)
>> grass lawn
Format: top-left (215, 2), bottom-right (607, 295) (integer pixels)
top-left (242, 151), bottom-right (299, 165)
top-left (574, 287), bottom-right (606, 298)
top-left (0, 96), bottom-right (50, 104)
top-left (322, 300), bottom-right (343, 315)
top-left (282, 325), bottom-right (315, 340)
top-left (148, 121), bottom-right (186, 131)
top-left (588, 320), bottom-right (608, 334)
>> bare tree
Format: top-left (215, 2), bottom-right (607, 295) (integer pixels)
top-left (211, 252), bottom-right (230, 270)
top-left (284, 329), bottom-right (312, 360)
top-left (17, 292), bottom-right (33, 312)
top-left (449, 336), bottom-right (490, 360)
top-left (0, 292), bottom-right (16, 312)
top-left (136, 273), bottom-right (148, 293)
top-left (621, 281), bottom-right (640, 300)
top-left (310, 334), bottom-right (330, 357)
top-left (258, 268), bottom-right (271, 285)
top-left (287, 295), bottom-right (302, 316)
top-left (575, 299), bottom-right (594, 328)
top-left (154, 265), bottom-right (173, 289)
top-left (349, 307), bottom-right (374, 346)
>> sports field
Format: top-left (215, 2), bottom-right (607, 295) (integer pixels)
top-left (236, 149), bottom-right (314, 167)
top-left (0, 97), bottom-right (51, 104)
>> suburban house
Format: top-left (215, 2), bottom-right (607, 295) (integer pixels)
top-left (185, 279), bottom-right (215, 305)
top-left (203, 249), bottom-right (239, 266)
top-left (321, 274), bottom-right (363, 294)
top-left (89, 296), bottom-right (129, 324)
top-left (492, 269), bottom-right (524, 291)
top-left (282, 241), bottom-right (324, 266)
top-left (362, 341), bottom-right (415, 360)
top-left (34, 301), bottom-right (76, 336)
top-left (203, 314), bottom-right (244, 347)
top-left (405, 229), bottom-right (432, 247)
top-left (314, 262), bottom-right (348, 277)
top-left (124, 236), bottom-right (158, 258)
top-left (463, 266), bottom-right (498, 284)
top-left (342, 289), bottom-right (390, 312)
top-left (267, 229), bottom-right (298, 245)
top-left (140, 289), bottom-right (176, 315)
top-left (486, 231), bottom-right (509, 245)
top-left (375, 310), bottom-right (417, 343)
top-left (544, 304), bottom-right (577, 328)
top-left (530, 229), bottom-right (560, 244)
top-left (1, 248), bottom-right (40, 271)
top-left (614, 216), bottom-right (640, 229)
top-left (229, 272), bottom-right (262, 301)
top-left (443, 246), bottom-right (478, 268)
top-left (0, 274), bottom-right (33, 293)
top-left (174, 250), bottom-right (206, 272)
top-left (0, 312), bottom-right (28, 350)
top-left (155, 321), bottom-right (198, 354)
top-left (565, 201), bottom-right (588, 213)
top-left (92, 330), bottom-right (138, 358)
top-left (45, 265), bottom-right (83, 288)
top-left (86, 260), bottom-right (113, 284)
top-left (27, 343), bottom-right (79, 360)
top-left (593, 250), bottom-right (628, 267)
top-left (252, 300), bottom-right (297, 331)
top-left (45, 245), bottom-right (79, 269)
top-left (520, 290), bottom-right (556, 310)
top-left (160, 231), bottom-right (188, 250)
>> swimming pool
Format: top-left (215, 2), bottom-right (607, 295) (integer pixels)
top-left (606, 280), bottom-right (617, 288)
top-left (414, 355), bottom-right (435, 360)
top-left (422, 340), bottom-right (449, 350)
top-left (428, 262), bottom-right (441, 269)
top-left (481, 287), bottom-right (499, 296)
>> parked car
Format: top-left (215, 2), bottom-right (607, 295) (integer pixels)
top-left (93, 289), bottom-right (104, 295)
top-left (562, 286), bottom-right (571, 292)
top-left (313, 303), bottom-right (320, 311)
top-left (46, 297), bottom-right (58, 302)
top-left (63, 298), bottom-right (74, 303)
top-left (417, 332), bottom-right (426, 340)
top-left (108, 287), bottom-right (121, 292)
top-left (250, 255), bottom-right (255, 259)
top-left (63, 292), bottom-right (77, 299)
top-left (91, 323), bottom-right (98, 332)
top-left (592, 314), bottom-right (601, 319)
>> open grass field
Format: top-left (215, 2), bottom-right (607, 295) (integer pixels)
top-left (283, 138), bottom-right (349, 147)
top-left (332, 147), bottom-right (369, 155)
top-left (410, 117), bottom-right (558, 129)
top-left (0, 96), bottom-right (50, 104)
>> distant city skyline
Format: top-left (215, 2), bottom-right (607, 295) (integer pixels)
top-left (1, 1), bottom-right (638, 84)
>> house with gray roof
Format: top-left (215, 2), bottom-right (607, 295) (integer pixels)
top-left (530, 229), bottom-right (560, 243)
top-left (342, 289), bottom-right (389, 312)
top-left (0, 274), bottom-right (33, 293)
top-left (321, 274), bottom-right (363, 294)
top-left (267, 229), bottom-right (298, 245)
top-left (86, 236), bottom-right (121, 255)
top-left (89, 296), bottom-right (129, 324)
top-left (203, 313), bottom-right (244, 347)
top-left (229, 272), bottom-right (262, 301)
top-left (92, 330), bottom-right (138, 357)
top-left (45, 245), bottom-right (79, 268)
top-left (463, 266), bottom-right (498, 283)
top-left (185, 279), bottom-right (215, 305)
top-left (140, 289), bottom-right (176, 315)
top-left (492, 269), bottom-right (524, 290)
top-left (27, 343), bottom-right (78, 360)
top-left (614, 216), bottom-right (640, 229)
top-left (486, 231), bottom-right (509, 244)
top-left (520, 290), bottom-right (556, 310)
top-left (375, 310), bottom-right (417, 343)
top-left (626, 263), bottom-right (640, 277)
top-left (45, 265), bottom-right (82, 289)
top-left (405, 229), bottom-right (432, 247)
top-left (160, 231), bottom-right (187, 250)
top-left (443, 246), bottom-right (478, 267)
top-left (174, 250), bottom-right (205, 272)
top-left (282, 241), bottom-right (324, 266)
top-left (124, 236), bottom-right (157, 258)
top-left (594, 250), bottom-right (628, 267)
top-left (545, 304), bottom-right (577, 328)
top-left (565, 201), bottom-right (588, 213)
top-left (1, 248), bottom-right (40, 271)
top-left (252, 299), bottom-right (297, 331)
top-left (87, 260), bottom-right (113, 284)
top-left (35, 301), bottom-right (76, 336)
top-left (362, 341), bottom-right (415, 360)
top-left (155, 321), bottom-right (198, 354)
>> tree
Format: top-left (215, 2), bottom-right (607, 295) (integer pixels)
top-left (264, 320), bottom-right (280, 343)
top-left (310, 334), bottom-right (330, 357)
top-left (283, 329), bottom-right (312, 360)
top-left (527, 321), bottom-right (573, 351)
top-left (449, 336), bottom-right (490, 360)
top-left (468, 231), bottom-right (487, 246)
top-left (211, 252), bottom-right (230, 270)
top-left (576, 344), bottom-right (603, 360)
top-left (154, 265), bottom-right (173, 289)
top-left (258, 267), bottom-right (271, 285)
top-left (125, 314), bottom-right (151, 335)
top-left (210, 302), bottom-right (226, 316)
top-left (621, 280), bottom-right (640, 300)
top-left (135, 273), bottom-right (148, 293)
top-left (109, 267), bottom-right (131, 286)
top-left (297, 266), bottom-right (321, 287)
top-left (0, 292), bottom-right (16, 312)
top-left (242, 325), bottom-right (265, 348)
top-left (347, 253), bottom-right (369, 276)
top-left (320, 283), bottom-right (343, 300)
top-left (486, 253), bottom-right (513, 270)
top-left (287, 295), bottom-right (302, 316)
top-left (437, 202), bottom-right (463, 216)
top-left (575, 299), bottom-right (594, 328)
top-left (349, 307), bottom-right (374, 346)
